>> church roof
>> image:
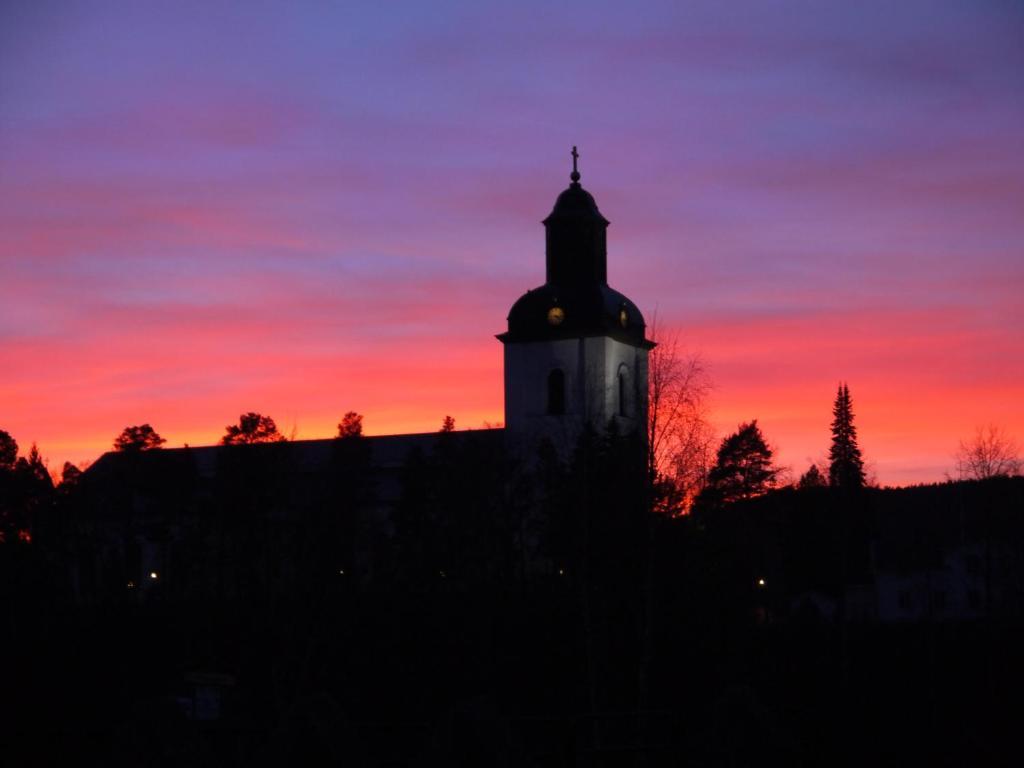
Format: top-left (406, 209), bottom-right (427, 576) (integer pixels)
top-left (499, 148), bottom-right (652, 348)
top-left (83, 429), bottom-right (507, 510)
top-left (543, 181), bottom-right (609, 227)
top-left (498, 282), bottom-right (651, 347)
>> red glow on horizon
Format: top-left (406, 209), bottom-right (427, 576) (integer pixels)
top-left (5, 328), bottom-right (1021, 491)
top-left (1, 1), bottom-right (1021, 488)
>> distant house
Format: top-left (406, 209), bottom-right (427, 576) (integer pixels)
top-left (870, 479), bottom-right (1024, 622)
top-left (712, 478), bottom-right (1024, 626)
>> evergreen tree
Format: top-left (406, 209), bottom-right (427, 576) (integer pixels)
top-left (828, 383), bottom-right (865, 489)
top-left (696, 420), bottom-right (778, 509)
top-left (113, 423), bottom-right (166, 452)
top-left (16, 443), bottom-right (52, 487)
top-left (0, 430), bottom-right (17, 470)
top-left (798, 463), bottom-right (827, 489)
top-left (2, 443), bottom-right (54, 543)
top-left (60, 462), bottom-right (82, 487)
top-left (221, 412), bottom-right (285, 444)
top-left (337, 411), bottom-right (364, 439)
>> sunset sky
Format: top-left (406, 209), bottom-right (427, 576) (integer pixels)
top-left (2, 0), bottom-right (1022, 486)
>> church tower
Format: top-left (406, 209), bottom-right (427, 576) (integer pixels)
top-left (498, 149), bottom-right (654, 452)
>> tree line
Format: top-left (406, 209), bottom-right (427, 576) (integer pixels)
top-left (2, 357), bottom-right (1020, 544)
top-left (109, 410), bottom-right (460, 452)
top-left (646, 327), bottom-right (1020, 515)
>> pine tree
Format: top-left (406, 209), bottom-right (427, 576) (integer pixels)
top-left (798, 463), bottom-right (827, 489)
top-left (828, 383), bottom-right (865, 489)
top-left (697, 420), bottom-right (778, 509)
top-left (337, 411), bottom-right (364, 439)
top-left (17, 443), bottom-right (52, 486)
top-left (221, 412), bottom-right (285, 445)
top-left (113, 423), bottom-right (166, 452)
top-left (0, 429), bottom-right (17, 470)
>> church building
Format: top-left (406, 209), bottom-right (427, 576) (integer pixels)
top-left (72, 151), bottom-right (653, 599)
top-left (500, 148), bottom-right (653, 453)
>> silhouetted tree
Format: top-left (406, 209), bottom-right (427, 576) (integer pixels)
top-left (16, 443), bottom-right (51, 486)
top-left (337, 411), bottom-right (363, 439)
top-left (1, 443), bottom-right (54, 543)
top-left (0, 430), bottom-right (16, 470)
top-left (0, 431), bottom-right (18, 543)
top-left (646, 320), bottom-right (714, 515)
top-left (696, 421), bottom-right (778, 510)
top-left (60, 462), bottom-right (82, 487)
top-left (798, 463), bottom-right (827, 489)
top-left (440, 415), bottom-right (455, 433)
top-left (828, 383), bottom-right (865, 489)
top-left (955, 424), bottom-right (1021, 479)
top-left (221, 412), bottom-right (286, 445)
top-left (113, 423), bottom-right (166, 452)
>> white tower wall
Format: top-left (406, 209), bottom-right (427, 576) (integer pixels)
top-left (504, 336), bottom-right (648, 455)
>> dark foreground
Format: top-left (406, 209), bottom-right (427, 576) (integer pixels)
top-left (4, 471), bottom-right (1023, 766)
top-left (5, 576), bottom-right (1023, 766)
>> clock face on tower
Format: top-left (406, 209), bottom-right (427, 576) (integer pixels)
top-left (547, 306), bottom-right (565, 326)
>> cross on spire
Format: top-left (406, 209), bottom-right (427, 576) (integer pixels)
top-left (570, 145), bottom-right (580, 183)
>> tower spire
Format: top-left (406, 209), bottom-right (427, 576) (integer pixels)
top-left (570, 145), bottom-right (580, 184)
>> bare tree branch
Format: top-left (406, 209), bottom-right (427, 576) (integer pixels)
top-left (647, 315), bottom-right (715, 514)
top-left (955, 424), bottom-right (1021, 480)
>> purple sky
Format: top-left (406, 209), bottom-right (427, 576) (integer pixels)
top-left (2, 0), bottom-right (1023, 485)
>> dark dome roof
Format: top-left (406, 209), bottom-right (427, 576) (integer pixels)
top-left (543, 182), bottom-right (609, 226)
top-left (498, 157), bottom-right (652, 349)
top-left (498, 282), bottom-right (650, 347)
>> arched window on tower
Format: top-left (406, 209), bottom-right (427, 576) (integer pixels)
top-left (618, 365), bottom-right (630, 418)
top-left (547, 369), bottom-right (566, 415)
